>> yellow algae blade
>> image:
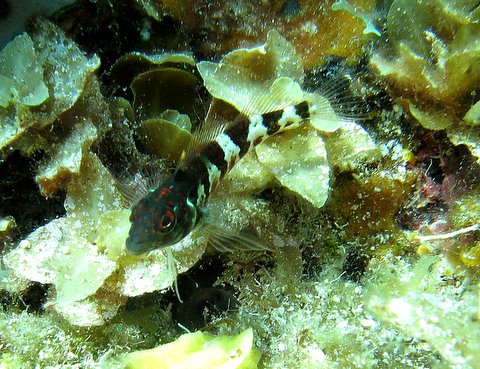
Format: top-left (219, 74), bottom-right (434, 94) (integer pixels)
top-left (125, 328), bottom-right (261, 369)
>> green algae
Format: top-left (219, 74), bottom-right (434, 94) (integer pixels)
top-left (0, 33), bottom-right (48, 109)
top-left (370, 0), bottom-right (480, 163)
top-left (131, 68), bottom-right (199, 121)
top-left (197, 30), bottom-right (304, 115)
top-left (138, 117), bottom-right (193, 161)
top-left (256, 126), bottom-right (330, 208)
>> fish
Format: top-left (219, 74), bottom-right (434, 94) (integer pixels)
top-left (125, 79), bottom-right (361, 255)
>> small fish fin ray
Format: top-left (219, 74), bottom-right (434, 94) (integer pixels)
top-left (201, 223), bottom-right (273, 253)
top-left (113, 165), bottom-right (167, 206)
top-left (306, 77), bottom-right (369, 132)
top-left (240, 77), bottom-right (305, 116)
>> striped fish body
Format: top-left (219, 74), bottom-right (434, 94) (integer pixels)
top-left (126, 101), bottom-right (310, 255)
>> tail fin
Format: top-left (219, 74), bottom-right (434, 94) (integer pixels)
top-left (305, 77), bottom-right (368, 132)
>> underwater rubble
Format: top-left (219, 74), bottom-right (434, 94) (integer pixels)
top-left (0, 0), bottom-right (480, 368)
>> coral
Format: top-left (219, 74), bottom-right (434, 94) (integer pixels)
top-left (124, 328), bottom-right (261, 369)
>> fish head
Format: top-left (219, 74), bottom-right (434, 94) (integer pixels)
top-left (126, 181), bottom-right (198, 255)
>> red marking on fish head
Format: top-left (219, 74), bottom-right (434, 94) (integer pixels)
top-left (126, 180), bottom-right (198, 255)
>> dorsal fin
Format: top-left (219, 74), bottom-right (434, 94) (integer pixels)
top-left (240, 77), bottom-right (304, 116)
top-left (181, 99), bottom-right (237, 163)
top-left (113, 165), bottom-right (168, 206)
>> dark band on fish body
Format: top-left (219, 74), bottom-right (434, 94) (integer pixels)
top-left (295, 101), bottom-right (310, 120)
top-left (201, 141), bottom-right (228, 176)
top-left (177, 102), bottom-right (310, 204)
top-left (177, 157), bottom-right (211, 199)
top-left (262, 110), bottom-right (283, 135)
top-left (225, 118), bottom-right (250, 157)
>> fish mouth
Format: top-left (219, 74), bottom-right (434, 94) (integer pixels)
top-left (125, 237), bottom-right (156, 256)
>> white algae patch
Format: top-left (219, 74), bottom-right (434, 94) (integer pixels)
top-left (0, 33), bottom-right (49, 109)
top-left (0, 20), bottom-right (100, 155)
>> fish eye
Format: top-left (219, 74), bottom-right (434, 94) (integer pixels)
top-left (158, 211), bottom-right (176, 232)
